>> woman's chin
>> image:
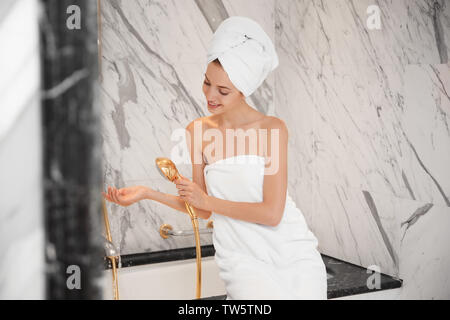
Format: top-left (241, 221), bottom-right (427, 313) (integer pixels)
top-left (208, 105), bottom-right (224, 112)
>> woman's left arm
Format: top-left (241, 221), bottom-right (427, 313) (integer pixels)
top-left (175, 118), bottom-right (288, 227)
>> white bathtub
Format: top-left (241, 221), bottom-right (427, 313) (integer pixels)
top-left (103, 256), bottom-right (227, 300)
top-left (102, 255), bottom-right (400, 300)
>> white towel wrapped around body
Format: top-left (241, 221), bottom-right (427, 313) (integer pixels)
top-left (203, 155), bottom-right (328, 300)
top-left (206, 16), bottom-right (279, 97)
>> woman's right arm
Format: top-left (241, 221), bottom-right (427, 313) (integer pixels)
top-left (104, 185), bottom-right (211, 220)
top-left (146, 188), bottom-right (212, 220)
top-left (103, 119), bottom-right (212, 220)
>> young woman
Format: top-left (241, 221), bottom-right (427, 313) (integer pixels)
top-left (103, 16), bottom-right (327, 300)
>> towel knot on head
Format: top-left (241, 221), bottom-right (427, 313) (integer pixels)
top-left (206, 16), bottom-right (279, 98)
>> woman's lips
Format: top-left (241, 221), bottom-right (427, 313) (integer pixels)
top-left (208, 102), bottom-right (222, 108)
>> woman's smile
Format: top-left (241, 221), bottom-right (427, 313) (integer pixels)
top-left (208, 101), bottom-right (223, 109)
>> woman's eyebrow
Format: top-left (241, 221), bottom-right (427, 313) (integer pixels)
top-left (204, 74), bottom-right (231, 90)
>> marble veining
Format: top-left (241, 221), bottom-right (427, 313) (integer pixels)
top-left (100, 0), bottom-right (450, 299)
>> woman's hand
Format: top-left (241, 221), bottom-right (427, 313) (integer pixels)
top-left (102, 185), bottom-right (149, 207)
top-left (175, 175), bottom-right (210, 211)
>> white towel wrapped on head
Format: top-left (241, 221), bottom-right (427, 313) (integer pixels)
top-left (206, 16), bottom-right (279, 97)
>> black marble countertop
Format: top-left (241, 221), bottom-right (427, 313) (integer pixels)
top-left (199, 255), bottom-right (403, 300)
top-left (104, 245), bottom-right (403, 299)
top-left (322, 255), bottom-right (402, 299)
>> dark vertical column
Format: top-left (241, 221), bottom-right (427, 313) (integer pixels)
top-left (39, 0), bottom-right (104, 299)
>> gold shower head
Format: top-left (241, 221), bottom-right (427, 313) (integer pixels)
top-left (155, 157), bottom-right (181, 183)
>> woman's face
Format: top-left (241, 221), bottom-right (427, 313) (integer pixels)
top-left (202, 62), bottom-right (244, 114)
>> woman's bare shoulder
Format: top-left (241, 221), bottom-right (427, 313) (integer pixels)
top-left (186, 116), bottom-right (210, 131)
top-left (262, 116), bottom-right (288, 132)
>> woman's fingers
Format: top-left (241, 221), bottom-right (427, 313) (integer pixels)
top-left (114, 188), bottom-right (121, 202)
top-left (109, 187), bottom-right (116, 203)
top-left (107, 187), bottom-right (114, 202)
top-left (104, 186), bottom-right (130, 205)
top-left (102, 192), bottom-right (113, 202)
top-left (105, 188), bottom-right (116, 204)
top-left (104, 186), bottom-right (143, 206)
top-left (178, 190), bottom-right (191, 199)
top-left (112, 188), bottom-right (120, 203)
top-left (177, 179), bottom-right (187, 186)
top-left (176, 176), bottom-right (189, 185)
top-left (177, 185), bottom-right (190, 193)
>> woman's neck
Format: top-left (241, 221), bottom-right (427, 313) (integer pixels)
top-left (217, 102), bottom-right (258, 129)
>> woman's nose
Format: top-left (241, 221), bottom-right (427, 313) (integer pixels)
top-left (204, 87), bottom-right (217, 99)
top-left (205, 92), bottom-right (218, 101)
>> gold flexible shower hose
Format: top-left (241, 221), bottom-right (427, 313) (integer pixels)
top-left (155, 157), bottom-right (202, 299)
top-left (102, 198), bottom-right (119, 300)
top-left (184, 202), bottom-right (202, 299)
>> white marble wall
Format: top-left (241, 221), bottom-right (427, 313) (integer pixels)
top-left (100, 0), bottom-right (276, 255)
top-left (100, 0), bottom-right (450, 299)
top-left (0, 0), bottom-right (44, 299)
top-left (275, 0), bottom-right (449, 299)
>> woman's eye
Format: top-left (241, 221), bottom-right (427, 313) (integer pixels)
top-left (204, 81), bottom-right (228, 95)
